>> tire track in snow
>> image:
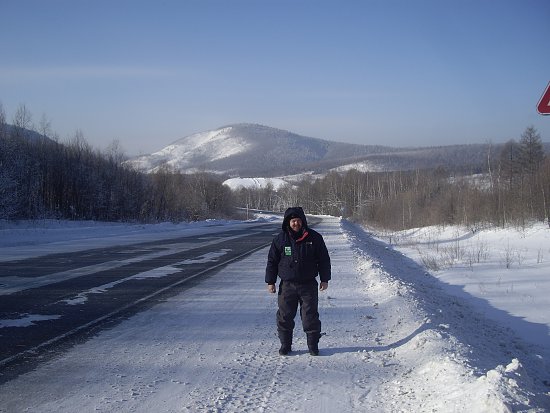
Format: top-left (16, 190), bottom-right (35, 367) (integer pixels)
top-left (172, 249), bottom-right (287, 413)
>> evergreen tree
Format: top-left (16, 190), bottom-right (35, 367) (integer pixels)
top-left (518, 126), bottom-right (545, 175)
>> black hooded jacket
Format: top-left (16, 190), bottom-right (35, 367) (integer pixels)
top-left (265, 207), bottom-right (331, 284)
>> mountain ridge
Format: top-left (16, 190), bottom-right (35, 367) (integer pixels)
top-left (124, 123), bottom-right (549, 178)
top-left (125, 123), bottom-right (402, 176)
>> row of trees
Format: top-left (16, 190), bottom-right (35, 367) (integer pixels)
top-left (234, 126), bottom-right (549, 230)
top-left (0, 104), bottom-right (235, 222)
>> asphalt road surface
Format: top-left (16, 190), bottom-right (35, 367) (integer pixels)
top-left (0, 219), bottom-right (283, 383)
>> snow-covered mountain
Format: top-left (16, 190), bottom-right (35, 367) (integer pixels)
top-left (127, 126), bottom-right (252, 173)
top-left (124, 123), bottom-right (394, 176)
top-left (124, 123), bottom-right (515, 178)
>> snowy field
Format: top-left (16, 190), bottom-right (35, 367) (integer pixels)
top-left (372, 223), bottom-right (550, 350)
top-left (0, 217), bottom-right (549, 412)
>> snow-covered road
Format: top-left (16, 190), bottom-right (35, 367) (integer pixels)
top-left (0, 217), bottom-right (548, 412)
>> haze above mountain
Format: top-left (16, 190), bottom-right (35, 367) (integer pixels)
top-left (124, 123), bottom-right (509, 177)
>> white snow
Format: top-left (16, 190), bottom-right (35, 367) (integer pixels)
top-left (0, 314), bottom-right (61, 328)
top-left (0, 217), bottom-right (549, 412)
top-left (158, 127), bottom-right (250, 165)
top-left (223, 177), bottom-right (290, 191)
top-left (61, 264), bottom-right (187, 306)
top-left (125, 126), bottom-right (252, 173)
top-left (0, 219), bottom-right (257, 262)
top-left (330, 160), bottom-right (383, 173)
top-left (374, 224), bottom-right (550, 348)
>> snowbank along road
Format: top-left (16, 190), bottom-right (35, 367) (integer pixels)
top-left (0, 216), bottom-right (548, 412)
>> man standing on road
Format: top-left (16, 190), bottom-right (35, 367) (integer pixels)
top-left (265, 207), bottom-right (331, 356)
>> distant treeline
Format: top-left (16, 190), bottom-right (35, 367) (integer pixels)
top-left (0, 104), bottom-right (234, 222)
top-left (235, 126), bottom-right (549, 230)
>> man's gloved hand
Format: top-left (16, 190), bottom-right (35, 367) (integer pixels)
top-left (320, 282), bottom-right (328, 291)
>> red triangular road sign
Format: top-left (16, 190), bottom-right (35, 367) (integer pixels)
top-left (538, 82), bottom-right (550, 115)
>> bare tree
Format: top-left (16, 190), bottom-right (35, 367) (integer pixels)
top-left (12, 104), bottom-right (33, 138)
top-left (0, 102), bottom-right (7, 139)
top-left (37, 113), bottom-right (52, 139)
top-left (499, 140), bottom-right (521, 188)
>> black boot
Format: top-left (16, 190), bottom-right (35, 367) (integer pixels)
top-left (308, 343), bottom-right (319, 356)
top-left (279, 344), bottom-right (291, 356)
top-left (278, 331), bottom-right (293, 356)
top-left (307, 333), bottom-right (321, 356)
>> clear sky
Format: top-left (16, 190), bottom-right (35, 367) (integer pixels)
top-left (1, 0), bottom-right (549, 156)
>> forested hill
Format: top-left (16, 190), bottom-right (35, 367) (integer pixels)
top-left (0, 127), bottom-right (234, 222)
top-left (125, 123), bottom-right (395, 176)
top-left (125, 123), bottom-right (549, 177)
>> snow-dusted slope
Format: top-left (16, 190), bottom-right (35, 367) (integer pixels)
top-left (129, 127), bottom-right (252, 173)
top-left (223, 177), bottom-right (289, 191)
top-left (124, 123), bottom-right (389, 177)
top-left (124, 123), bottom-right (507, 178)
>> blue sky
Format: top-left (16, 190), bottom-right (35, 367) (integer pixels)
top-left (1, 0), bottom-right (549, 155)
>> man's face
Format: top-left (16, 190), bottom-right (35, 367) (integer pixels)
top-left (289, 217), bottom-right (302, 232)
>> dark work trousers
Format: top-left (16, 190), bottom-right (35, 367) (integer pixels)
top-left (277, 280), bottom-right (321, 336)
